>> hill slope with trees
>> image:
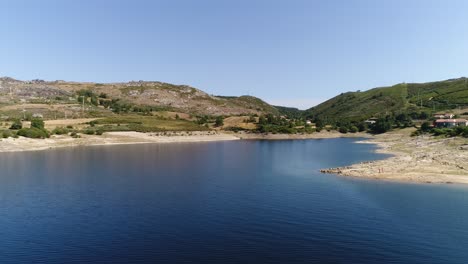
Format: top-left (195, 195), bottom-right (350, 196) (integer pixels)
top-left (304, 77), bottom-right (468, 123)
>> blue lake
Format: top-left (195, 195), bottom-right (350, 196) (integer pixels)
top-left (0, 138), bottom-right (467, 263)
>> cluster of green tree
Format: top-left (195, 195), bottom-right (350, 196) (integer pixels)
top-left (77, 89), bottom-right (101, 106)
top-left (256, 114), bottom-right (314, 134)
top-left (408, 111), bottom-right (430, 120)
top-left (223, 126), bottom-right (248, 133)
top-left (194, 115), bottom-right (224, 127)
top-left (312, 112), bottom-right (415, 134)
top-left (6, 117), bottom-right (108, 139)
top-left (107, 100), bottom-right (171, 114)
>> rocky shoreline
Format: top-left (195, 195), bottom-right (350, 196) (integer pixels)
top-left (320, 128), bottom-right (468, 185)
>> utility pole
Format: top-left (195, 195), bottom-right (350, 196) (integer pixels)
top-left (418, 88), bottom-right (420, 108)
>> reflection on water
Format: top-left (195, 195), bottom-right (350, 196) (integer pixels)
top-left (0, 139), bottom-right (467, 264)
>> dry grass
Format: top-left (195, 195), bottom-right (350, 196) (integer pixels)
top-left (222, 116), bottom-right (257, 130)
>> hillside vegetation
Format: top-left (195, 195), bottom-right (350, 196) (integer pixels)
top-left (305, 77), bottom-right (468, 122)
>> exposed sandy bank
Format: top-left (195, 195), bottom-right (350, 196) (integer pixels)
top-left (0, 130), bottom-right (365, 153)
top-left (0, 131), bottom-right (239, 152)
top-left (321, 128), bottom-right (468, 184)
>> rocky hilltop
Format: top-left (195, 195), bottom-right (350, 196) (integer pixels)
top-left (0, 77), bottom-right (278, 118)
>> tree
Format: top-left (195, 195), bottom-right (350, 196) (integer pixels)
top-left (314, 118), bottom-right (324, 129)
top-left (215, 116), bottom-right (224, 127)
top-left (349, 126), bottom-right (358, 133)
top-left (31, 118), bottom-right (45, 129)
top-left (357, 122), bottom-right (367, 132)
top-left (196, 115), bottom-right (208, 125)
top-left (395, 113), bottom-right (413, 127)
top-left (9, 119), bottom-right (22, 130)
top-left (370, 118), bottom-right (392, 134)
top-left (421, 121), bottom-right (431, 132)
top-left (419, 111), bottom-right (429, 120)
top-left (258, 116), bottom-right (267, 125)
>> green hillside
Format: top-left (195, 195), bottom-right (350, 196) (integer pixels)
top-left (407, 77), bottom-right (468, 107)
top-left (305, 77), bottom-right (468, 122)
top-left (274, 106), bottom-right (303, 118)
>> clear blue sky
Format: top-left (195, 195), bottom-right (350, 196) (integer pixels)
top-left (1, 0), bottom-right (468, 109)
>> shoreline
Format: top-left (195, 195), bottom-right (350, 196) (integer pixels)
top-left (320, 128), bottom-right (468, 185)
top-left (2, 129), bottom-right (467, 185)
top-left (0, 130), bottom-right (370, 153)
top-left (0, 131), bottom-right (240, 153)
top-left (230, 130), bottom-right (370, 140)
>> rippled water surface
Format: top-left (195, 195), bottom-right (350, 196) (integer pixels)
top-left (0, 138), bottom-right (467, 263)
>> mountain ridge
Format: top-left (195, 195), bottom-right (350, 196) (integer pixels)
top-left (0, 76), bottom-right (279, 118)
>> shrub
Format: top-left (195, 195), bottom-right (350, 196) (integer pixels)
top-left (463, 128), bottom-right (468, 138)
top-left (31, 118), bottom-right (45, 129)
top-left (421, 122), bottom-right (432, 132)
top-left (349, 126), bottom-right (358, 133)
top-left (224, 126), bottom-right (246, 132)
top-left (339, 127), bottom-right (348, 133)
top-left (17, 127), bottom-right (50, 139)
top-left (215, 116), bottom-right (224, 127)
top-left (411, 130), bottom-right (422, 137)
top-left (2, 130), bottom-right (12, 138)
top-left (432, 128), bottom-right (449, 136)
top-left (9, 119), bottom-right (22, 130)
top-left (95, 128), bottom-right (104, 135)
top-left (84, 129), bottom-right (95, 135)
top-left (52, 127), bottom-right (69, 135)
top-left (70, 132), bottom-right (81, 138)
top-left (357, 122), bottom-right (367, 132)
top-left (66, 125), bottom-right (73, 129)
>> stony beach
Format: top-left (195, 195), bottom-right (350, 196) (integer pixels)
top-left (321, 128), bottom-right (468, 184)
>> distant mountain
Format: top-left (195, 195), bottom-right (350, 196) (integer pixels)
top-left (304, 77), bottom-right (468, 122)
top-left (0, 77), bottom-right (279, 117)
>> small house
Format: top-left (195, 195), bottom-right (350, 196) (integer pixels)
top-left (434, 119), bottom-right (468, 128)
top-left (365, 118), bottom-right (378, 125)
